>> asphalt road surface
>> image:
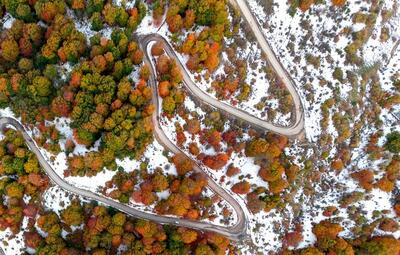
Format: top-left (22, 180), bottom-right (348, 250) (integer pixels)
top-left (0, 117), bottom-right (249, 241)
top-left (0, 0), bottom-right (305, 252)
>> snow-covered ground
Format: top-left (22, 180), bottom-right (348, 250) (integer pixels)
top-left (239, 0), bottom-right (400, 253)
top-left (1, 0), bottom-right (399, 253)
top-left (139, 11), bottom-right (293, 126)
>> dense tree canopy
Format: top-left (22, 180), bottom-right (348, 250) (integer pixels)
top-left (284, 220), bottom-right (400, 255)
top-left (28, 202), bottom-right (231, 254)
top-left (0, 130), bottom-right (48, 234)
top-left (0, 0), bottom-right (151, 178)
top-left (385, 131), bottom-right (400, 154)
top-left (0, 130), bottom-right (229, 254)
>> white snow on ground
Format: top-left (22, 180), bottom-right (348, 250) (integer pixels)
top-left (1, 0), bottom-right (400, 253)
top-left (239, 0), bottom-right (400, 253)
top-left (151, 0), bottom-right (399, 250)
top-left (0, 217), bottom-right (29, 255)
top-left (113, 0), bottom-right (137, 9)
top-left (140, 12), bottom-right (293, 126)
top-left (0, 14), bottom-right (15, 29)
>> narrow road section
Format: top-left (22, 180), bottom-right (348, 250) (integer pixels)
top-left (230, 0), bottom-right (305, 138)
top-left (0, 1), bottom-right (305, 253)
top-left (0, 117), bottom-right (249, 241)
top-left (140, 38), bottom-right (249, 240)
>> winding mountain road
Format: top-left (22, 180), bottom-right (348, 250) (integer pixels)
top-left (141, 0), bottom-right (304, 139)
top-left (0, 117), bottom-right (249, 240)
top-left (231, 0), bottom-right (304, 137)
top-left (0, 0), bottom-right (304, 253)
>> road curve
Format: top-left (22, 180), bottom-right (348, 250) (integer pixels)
top-left (0, 1), bottom-right (306, 252)
top-left (132, 0), bottom-right (305, 243)
top-left (140, 39), bottom-right (250, 239)
top-left (230, 0), bottom-right (305, 138)
top-left (140, 34), bottom-right (304, 138)
top-left (0, 117), bottom-right (248, 241)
